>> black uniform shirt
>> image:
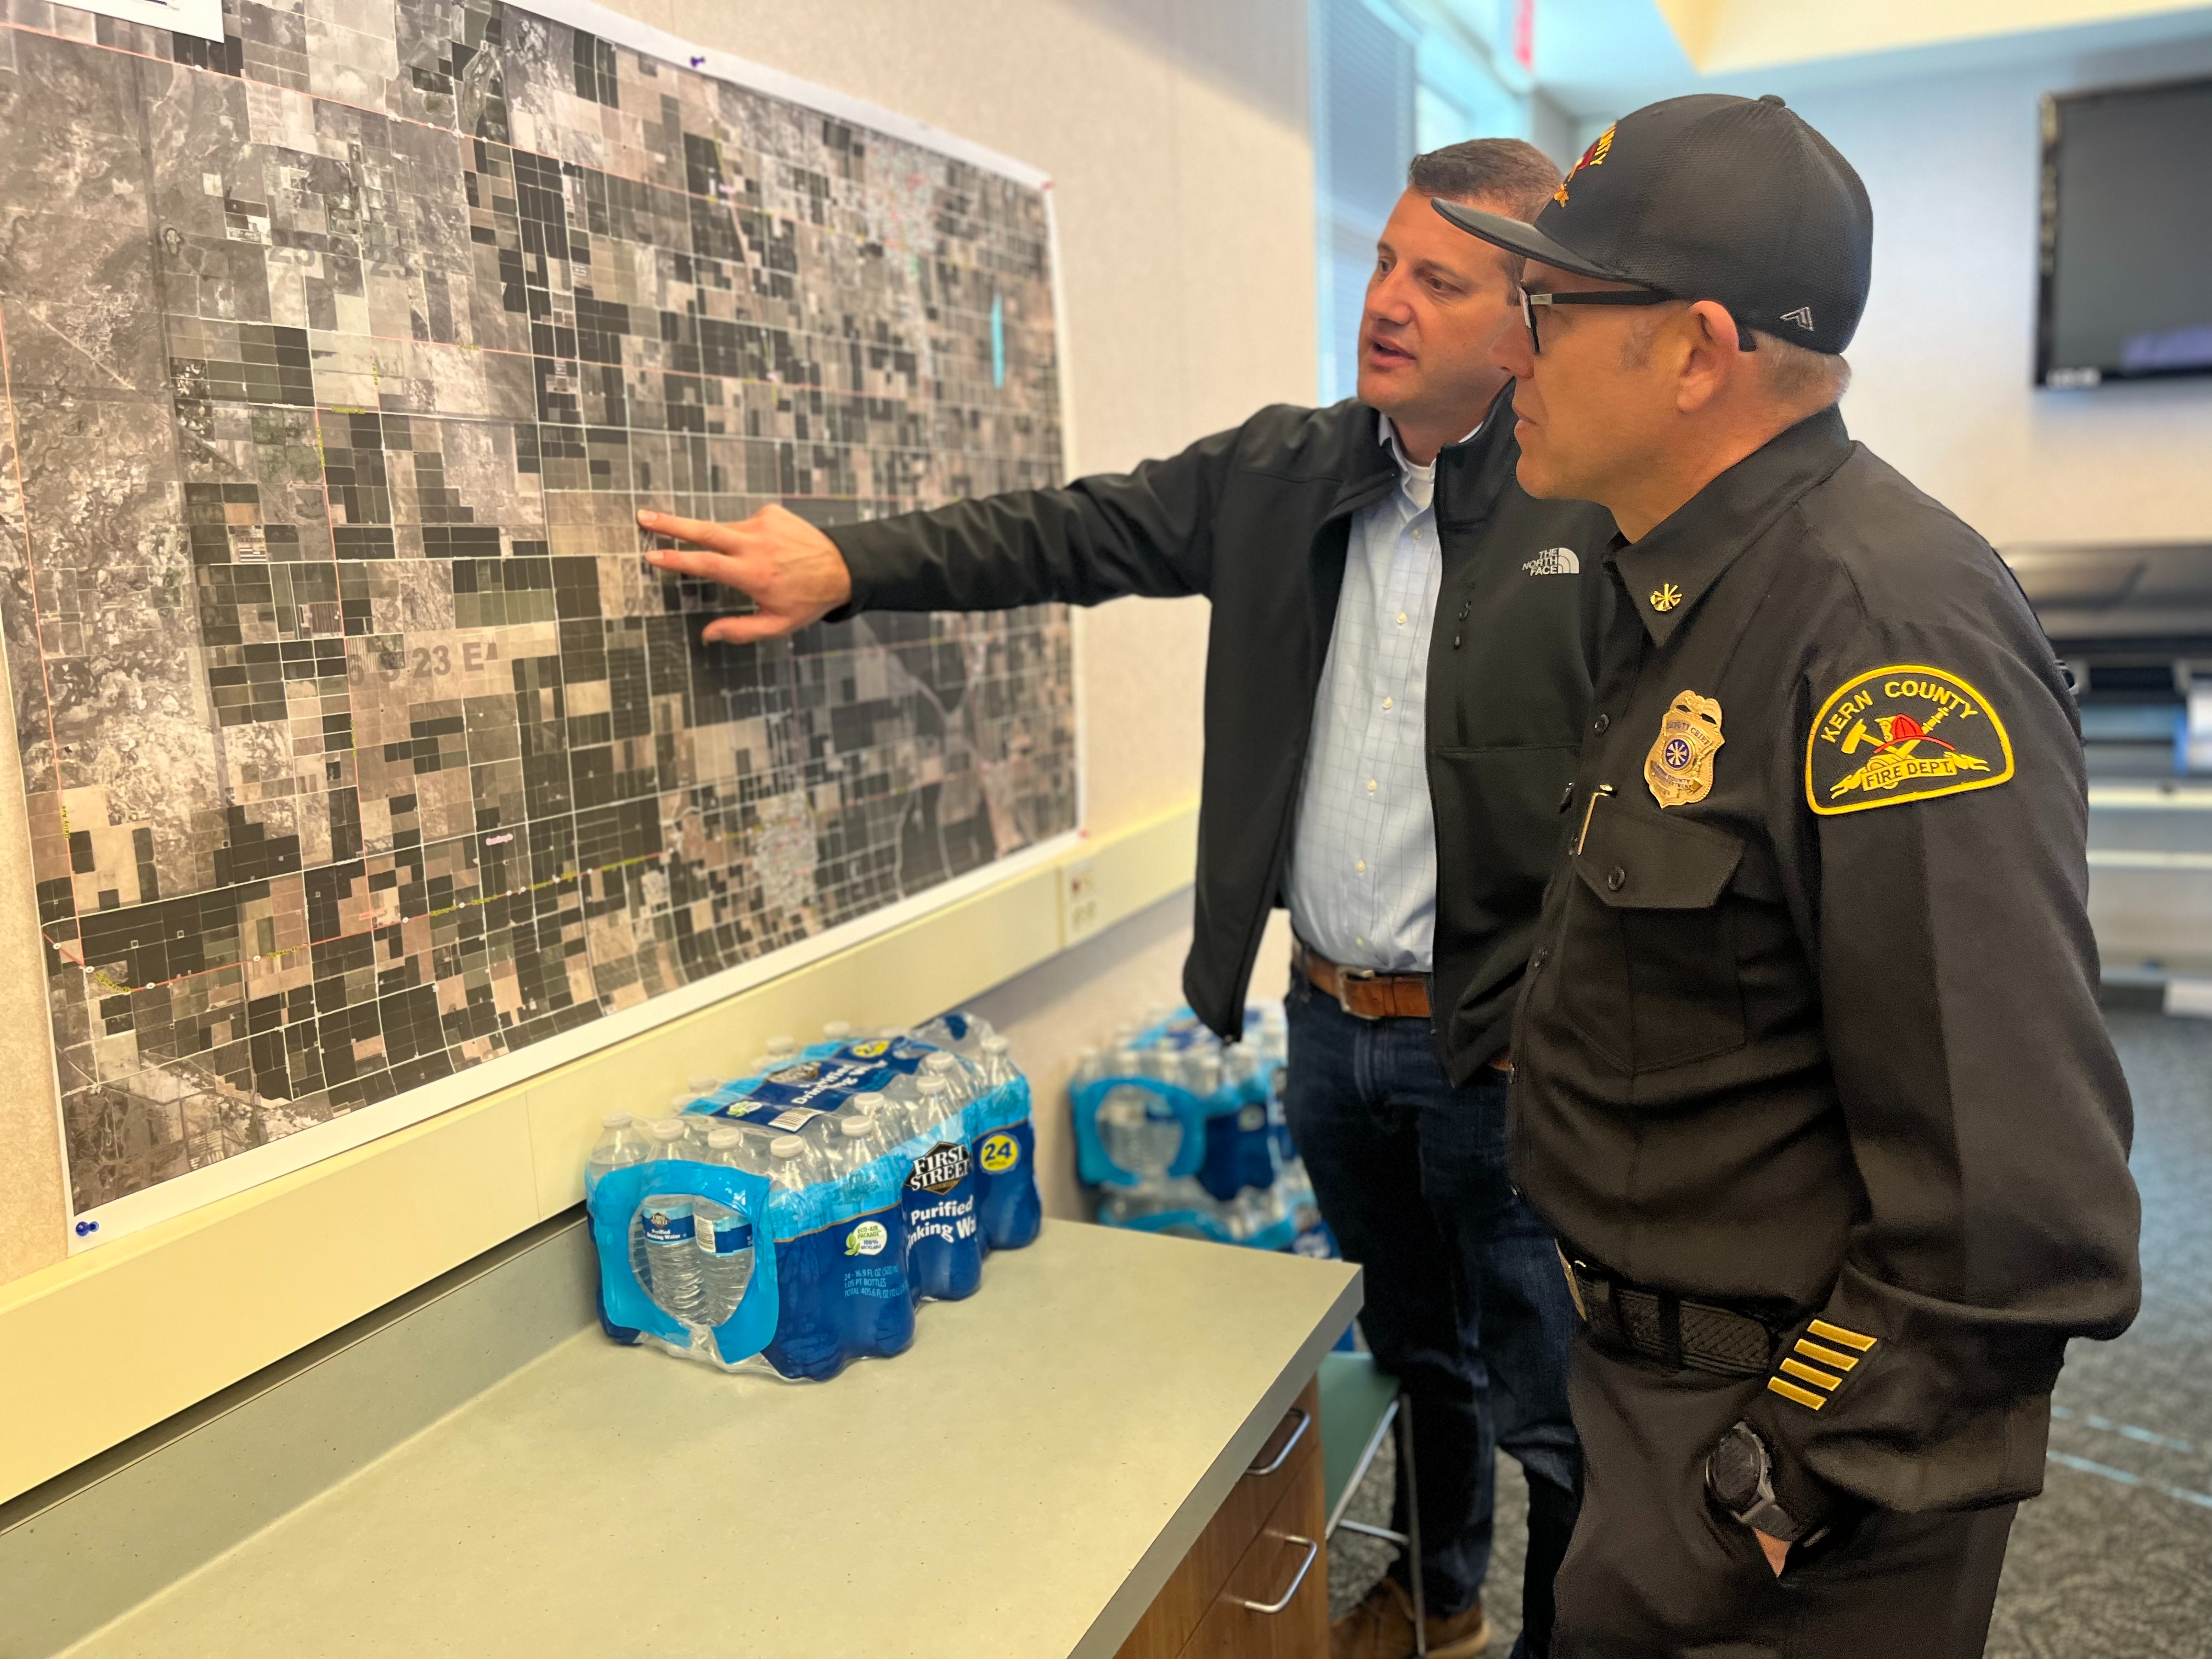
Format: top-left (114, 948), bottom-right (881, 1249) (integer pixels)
top-left (1510, 405), bottom-right (2141, 1520)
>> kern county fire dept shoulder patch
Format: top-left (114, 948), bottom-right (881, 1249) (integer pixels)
top-left (1807, 665), bottom-right (2015, 815)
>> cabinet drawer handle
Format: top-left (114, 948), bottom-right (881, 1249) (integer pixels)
top-left (1245, 1406), bottom-right (1310, 1476)
top-left (1234, 1531), bottom-right (1320, 1615)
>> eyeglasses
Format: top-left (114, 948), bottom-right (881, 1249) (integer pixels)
top-left (1517, 285), bottom-right (1673, 354)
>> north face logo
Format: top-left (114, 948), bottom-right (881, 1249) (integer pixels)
top-left (1781, 306), bottom-right (1815, 331)
top-left (1523, 548), bottom-right (1580, 575)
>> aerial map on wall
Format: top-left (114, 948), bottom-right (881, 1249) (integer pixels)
top-left (0, 0), bottom-right (1075, 1220)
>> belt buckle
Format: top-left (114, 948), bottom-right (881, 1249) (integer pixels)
top-left (1335, 966), bottom-right (1378, 1018)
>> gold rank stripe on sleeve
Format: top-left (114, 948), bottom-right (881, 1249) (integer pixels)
top-left (1807, 1318), bottom-right (1877, 1351)
top-left (1779, 1356), bottom-right (1844, 1391)
top-left (1767, 1319), bottom-right (1878, 1412)
top-left (1793, 1338), bottom-right (1861, 1371)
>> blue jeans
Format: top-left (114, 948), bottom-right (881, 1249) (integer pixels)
top-left (1284, 972), bottom-right (1581, 1650)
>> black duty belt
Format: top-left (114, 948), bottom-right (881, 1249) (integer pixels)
top-left (1560, 1251), bottom-right (1778, 1378)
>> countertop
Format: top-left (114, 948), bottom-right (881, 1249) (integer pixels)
top-left (64, 1220), bottom-right (1360, 1658)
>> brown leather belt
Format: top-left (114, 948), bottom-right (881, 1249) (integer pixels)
top-left (1294, 940), bottom-right (1430, 1020)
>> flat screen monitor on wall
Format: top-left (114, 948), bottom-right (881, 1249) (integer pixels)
top-left (2037, 75), bottom-right (2212, 388)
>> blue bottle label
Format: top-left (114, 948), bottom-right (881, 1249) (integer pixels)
top-left (697, 1214), bottom-right (753, 1255)
top-left (640, 1202), bottom-right (695, 1243)
top-left (906, 1141), bottom-right (983, 1256)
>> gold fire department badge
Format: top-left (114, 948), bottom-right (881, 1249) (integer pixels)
top-left (1805, 664), bottom-right (2014, 814)
top-left (1645, 690), bottom-right (1725, 808)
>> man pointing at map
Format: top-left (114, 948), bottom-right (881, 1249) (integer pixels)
top-left (644, 139), bottom-right (1612, 1659)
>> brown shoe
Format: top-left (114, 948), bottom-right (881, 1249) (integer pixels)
top-left (1329, 1578), bottom-right (1490, 1659)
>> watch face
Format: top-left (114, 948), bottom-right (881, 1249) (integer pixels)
top-left (1709, 1427), bottom-right (1762, 1509)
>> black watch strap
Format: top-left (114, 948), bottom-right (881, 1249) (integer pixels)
top-left (1707, 1423), bottom-right (1820, 1544)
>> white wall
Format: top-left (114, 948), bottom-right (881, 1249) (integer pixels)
top-left (1788, 36), bottom-right (2212, 549)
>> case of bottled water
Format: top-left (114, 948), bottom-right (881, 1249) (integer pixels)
top-left (1080, 1004), bottom-right (1341, 1265)
top-left (1070, 1003), bottom-right (1287, 1199)
top-left (586, 1012), bottom-right (1041, 1382)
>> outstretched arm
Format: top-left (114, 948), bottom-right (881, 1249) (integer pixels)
top-left (636, 420), bottom-right (1251, 638)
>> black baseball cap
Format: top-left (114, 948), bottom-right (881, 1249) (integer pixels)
top-left (1435, 94), bottom-right (1872, 356)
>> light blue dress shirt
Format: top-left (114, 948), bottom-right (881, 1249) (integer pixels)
top-left (1286, 413), bottom-right (1465, 974)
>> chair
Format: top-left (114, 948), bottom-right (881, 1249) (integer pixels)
top-left (1318, 1349), bottom-right (1426, 1657)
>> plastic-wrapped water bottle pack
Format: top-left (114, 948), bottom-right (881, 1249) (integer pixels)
top-left (1076, 1005), bottom-right (1339, 1260)
top-left (585, 1013), bottom-right (1041, 1383)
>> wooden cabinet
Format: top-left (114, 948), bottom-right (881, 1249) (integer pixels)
top-left (1115, 1377), bottom-right (1327, 1659)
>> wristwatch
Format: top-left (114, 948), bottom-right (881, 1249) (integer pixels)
top-left (1705, 1422), bottom-right (1824, 1545)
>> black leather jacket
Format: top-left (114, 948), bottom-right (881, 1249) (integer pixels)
top-left (826, 391), bottom-right (1615, 1079)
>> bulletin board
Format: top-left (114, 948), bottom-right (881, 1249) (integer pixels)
top-left (0, 0), bottom-right (1077, 1240)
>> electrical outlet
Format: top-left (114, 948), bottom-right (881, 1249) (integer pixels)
top-left (1060, 857), bottom-right (1100, 947)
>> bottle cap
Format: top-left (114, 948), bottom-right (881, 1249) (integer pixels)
top-left (840, 1116), bottom-right (872, 1138)
top-left (917, 1074), bottom-right (947, 1094)
top-left (770, 1136), bottom-right (805, 1159)
top-left (707, 1127), bottom-right (743, 1151)
top-left (646, 1119), bottom-right (687, 1142)
top-left (822, 1020), bottom-right (853, 1039)
top-left (601, 1110), bottom-right (634, 1128)
top-left (924, 1052), bottom-right (956, 1072)
top-left (765, 1036), bottom-right (797, 1055)
top-left (981, 1035), bottom-right (1009, 1053)
top-left (850, 1091), bottom-right (887, 1113)
top-left (687, 1073), bottom-right (719, 1092)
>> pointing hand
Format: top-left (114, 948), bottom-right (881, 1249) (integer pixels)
top-left (636, 504), bottom-right (854, 645)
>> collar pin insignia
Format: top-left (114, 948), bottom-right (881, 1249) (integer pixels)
top-left (1649, 582), bottom-right (1682, 613)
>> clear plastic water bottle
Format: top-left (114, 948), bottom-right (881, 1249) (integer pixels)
top-left (587, 1111), bottom-right (652, 1286)
top-left (822, 1019), bottom-right (853, 1043)
top-left (1182, 1049), bottom-right (1223, 1100)
top-left (837, 1112), bottom-right (891, 1205)
top-left (1254, 1006), bottom-right (1288, 1066)
top-left (849, 1088), bottom-right (903, 1147)
top-left (768, 1132), bottom-right (814, 1190)
top-left (978, 1033), bottom-right (1020, 1090)
top-left (1235, 1180), bottom-right (1289, 1243)
top-left (666, 1094), bottom-right (711, 1155)
top-left (585, 1111), bottom-right (648, 1197)
top-left (1098, 1045), bottom-right (1181, 1178)
top-left (640, 1118), bottom-right (704, 1322)
top-left (912, 1073), bottom-right (956, 1143)
top-left (923, 1049), bottom-right (976, 1109)
top-left (693, 1125), bottom-right (757, 1325)
top-left (1099, 1177), bottom-right (1224, 1240)
top-left (1070, 1046), bottom-right (1104, 1091)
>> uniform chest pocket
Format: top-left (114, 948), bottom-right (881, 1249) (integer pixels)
top-left (1555, 795), bottom-right (1748, 1075)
